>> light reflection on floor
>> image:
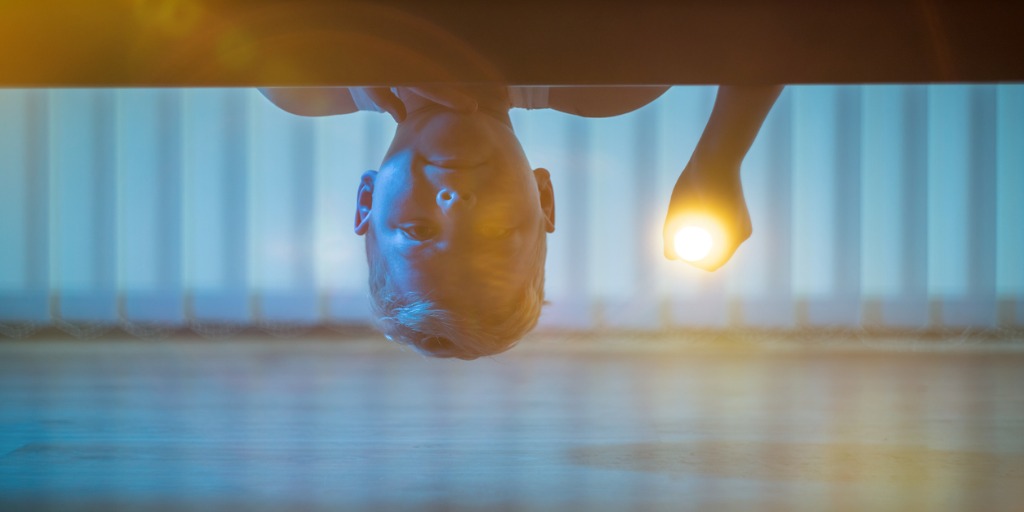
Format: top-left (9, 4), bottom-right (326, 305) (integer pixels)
top-left (1, 336), bottom-right (1022, 511)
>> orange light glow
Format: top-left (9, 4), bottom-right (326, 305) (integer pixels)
top-left (673, 225), bottom-right (714, 262)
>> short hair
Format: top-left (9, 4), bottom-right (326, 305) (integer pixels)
top-left (365, 226), bottom-right (547, 360)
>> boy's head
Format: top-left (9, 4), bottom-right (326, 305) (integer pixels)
top-left (354, 100), bottom-right (556, 360)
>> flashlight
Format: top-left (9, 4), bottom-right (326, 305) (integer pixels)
top-left (673, 225), bottom-right (714, 262)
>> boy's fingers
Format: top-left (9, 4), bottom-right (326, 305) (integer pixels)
top-left (364, 88), bottom-right (407, 123)
top-left (407, 85), bottom-right (478, 112)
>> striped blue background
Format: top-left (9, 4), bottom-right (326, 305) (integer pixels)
top-left (0, 85), bottom-right (1022, 332)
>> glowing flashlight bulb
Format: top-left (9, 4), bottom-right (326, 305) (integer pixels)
top-left (673, 226), bottom-right (713, 262)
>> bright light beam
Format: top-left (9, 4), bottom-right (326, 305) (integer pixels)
top-left (673, 226), bottom-right (713, 262)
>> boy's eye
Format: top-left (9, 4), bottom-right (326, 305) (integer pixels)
top-left (400, 224), bottom-right (437, 241)
top-left (481, 226), bottom-right (513, 239)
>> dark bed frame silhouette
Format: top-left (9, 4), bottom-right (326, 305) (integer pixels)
top-left (1, 1), bottom-right (1021, 87)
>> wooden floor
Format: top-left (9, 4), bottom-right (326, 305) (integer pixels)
top-left (1, 335), bottom-right (1022, 511)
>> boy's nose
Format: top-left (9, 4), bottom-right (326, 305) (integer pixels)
top-left (437, 189), bottom-right (476, 210)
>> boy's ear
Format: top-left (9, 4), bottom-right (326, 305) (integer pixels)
top-left (534, 168), bottom-right (556, 233)
top-left (354, 170), bottom-right (377, 235)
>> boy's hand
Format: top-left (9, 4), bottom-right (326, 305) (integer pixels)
top-left (357, 86), bottom-right (478, 123)
top-left (662, 159), bottom-right (751, 271)
top-left (356, 87), bottom-right (409, 123)
top-left (401, 85), bottom-right (479, 112)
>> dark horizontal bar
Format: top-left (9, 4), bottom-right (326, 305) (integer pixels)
top-left (1, 0), bottom-right (1022, 86)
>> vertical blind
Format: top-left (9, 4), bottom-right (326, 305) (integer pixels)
top-left (0, 85), bottom-right (1022, 334)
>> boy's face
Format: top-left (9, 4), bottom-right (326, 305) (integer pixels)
top-left (356, 105), bottom-right (555, 310)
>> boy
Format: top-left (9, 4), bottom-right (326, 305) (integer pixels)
top-left (261, 84), bottom-right (781, 359)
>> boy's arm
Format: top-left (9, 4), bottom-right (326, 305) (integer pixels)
top-left (258, 87), bottom-right (360, 117)
top-left (688, 85), bottom-right (784, 170)
top-left (259, 86), bottom-right (478, 123)
top-left (663, 85), bottom-right (783, 271)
